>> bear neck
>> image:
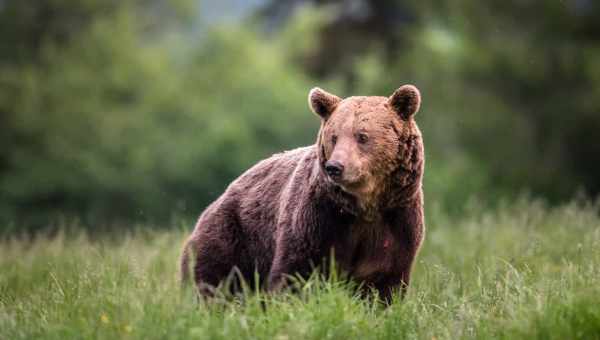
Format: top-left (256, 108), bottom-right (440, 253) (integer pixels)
top-left (380, 134), bottom-right (424, 210)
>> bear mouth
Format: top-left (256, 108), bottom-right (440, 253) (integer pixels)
top-left (327, 174), bottom-right (364, 193)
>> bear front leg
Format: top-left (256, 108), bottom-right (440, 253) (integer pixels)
top-left (267, 244), bottom-right (319, 292)
top-left (375, 232), bottom-right (422, 303)
top-left (383, 196), bottom-right (425, 302)
top-left (267, 226), bottom-right (327, 292)
top-left (375, 265), bottom-right (413, 305)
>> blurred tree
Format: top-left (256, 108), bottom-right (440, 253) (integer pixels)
top-left (0, 0), bottom-right (317, 230)
top-left (415, 0), bottom-right (600, 201)
top-left (0, 0), bottom-right (195, 227)
top-left (260, 0), bottom-right (600, 207)
top-left (258, 0), bottom-right (415, 85)
top-left (3, 0), bottom-right (600, 231)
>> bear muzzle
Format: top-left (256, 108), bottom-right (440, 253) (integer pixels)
top-left (324, 160), bottom-right (345, 179)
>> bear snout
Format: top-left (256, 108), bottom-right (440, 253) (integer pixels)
top-left (325, 160), bottom-right (345, 179)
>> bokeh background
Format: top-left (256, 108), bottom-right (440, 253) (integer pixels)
top-left (2, 0), bottom-right (600, 232)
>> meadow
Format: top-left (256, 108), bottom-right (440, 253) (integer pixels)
top-left (1, 199), bottom-right (600, 340)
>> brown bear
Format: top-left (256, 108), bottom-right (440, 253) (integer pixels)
top-left (180, 85), bottom-right (425, 303)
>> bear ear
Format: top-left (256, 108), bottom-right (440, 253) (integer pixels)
top-left (308, 87), bottom-right (341, 119)
top-left (388, 85), bottom-right (421, 120)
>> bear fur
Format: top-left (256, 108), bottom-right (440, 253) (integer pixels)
top-left (180, 85), bottom-right (425, 303)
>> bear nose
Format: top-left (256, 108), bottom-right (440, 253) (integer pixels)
top-left (325, 160), bottom-right (344, 178)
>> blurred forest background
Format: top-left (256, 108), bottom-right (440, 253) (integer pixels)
top-left (2, 0), bottom-right (600, 232)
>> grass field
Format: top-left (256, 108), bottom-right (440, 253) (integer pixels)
top-left (1, 199), bottom-right (600, 339)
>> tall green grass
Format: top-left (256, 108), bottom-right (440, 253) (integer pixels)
top-left (1, 199), bottom-right (600, 339)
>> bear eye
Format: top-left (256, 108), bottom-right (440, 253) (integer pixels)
top-left (357, 133), bottom-right (369, 144)
top-left (331, 135), bottom-right (338, 145)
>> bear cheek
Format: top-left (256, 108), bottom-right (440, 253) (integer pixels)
top-left (371, 143), bottom-right (398, 175)
top-left (351, 154), bottom-right (375, 182)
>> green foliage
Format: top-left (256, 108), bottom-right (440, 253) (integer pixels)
top-left (3, 1), bottom-right (600, 228)
top-left (1, 201), bottom-right (600, 339)
top-left (0, 0), bottom-right (319, 229)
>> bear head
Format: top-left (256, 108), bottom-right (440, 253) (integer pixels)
top-left (309, 85), bottom-right (424, 214)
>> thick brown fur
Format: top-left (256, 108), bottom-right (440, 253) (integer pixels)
top-left (181, 85), bottom-right (425, 303)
